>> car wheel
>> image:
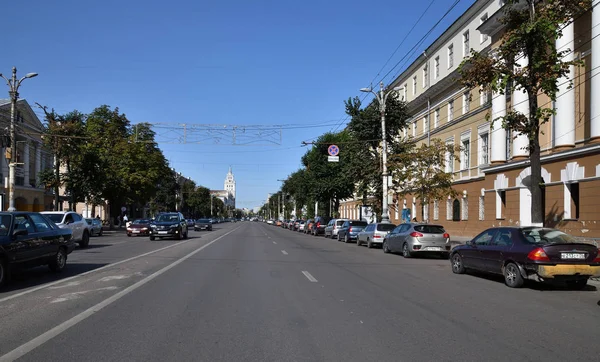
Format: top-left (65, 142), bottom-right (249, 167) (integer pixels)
top-left (504, 262), bottom-right (524, 288)
top-left (150, 235), bottom-right (155, 241)
top-left (0, 258), bottom-right (9, 287)
top-left (127, 233), bottom-right (131, 237)
top-left (49, 248), bottom-right (67, 272)
top-left (79, 231), bottom-right (90, 248)
top-left (367, 240), bottom-right (372, 249)
top-left (451, 253), bottom-right (465, 274)
top-left (402, 243), bottom-right (412, 258)
top-left (566, 279), bottom-right (588, 290)
top-left (99, 230), bottom-right (103, 236)
top-left (356, 238), bottom-right (362, 246)
top-left (344, 234), bottom-right (350, 243)
top-left (383, 241), bottom-right (390, 253)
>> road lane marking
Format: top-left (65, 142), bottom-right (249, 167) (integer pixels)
top-left (272, 241), bottom-right (277, 244)
top-left (0, 226), bottom-right (241, 362)
top-left (0, 230), bottom-right (225, 303)
top-left (302, 271), bottom-right (318, 283)
top-left (281, 250), bottom-right (288, 255)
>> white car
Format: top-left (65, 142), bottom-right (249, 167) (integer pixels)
top-left (42, 211), bottom-right (91, 248)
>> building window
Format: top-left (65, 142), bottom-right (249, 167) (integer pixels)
top-left (413, 76), bottom-right (417, 95)
top-left (412, 121), bottom-right (417, 137)
top-left (461, 136), bottom-right (470, 170)
top-left (446, 199), bottom-right (452, 220)
top-left (452, 199), bottom-right (461, 221)
top-left (433, 200), bottom-right (439, 220)
top-left (423, 202), bottom-right (429, 221)
top-left (448, 100), bottom-right (454, 122)
top-left (448, 44), bottom-right (454, 68)
top-left (496, 190), bottom-right (506, 219)
top-left (434, 108), bottom-right (440, 128)
top-left (480, 14), bottom-right (489, 43)
top-left (463, 30), bottom-right (470, 57)
top-left (423, 65), bottom-right (428, 88)
top-left (403, 84), bottom-right (407, 101)
top-left (445, 141), bottom-right (454, 173)
top-left (480, 87), bottom-right (489, 105)
top-left (463, 91), bottom-right (470, 114)
top-left (479, 195), bottom-right (485, 220)
top-left (506, 129), bottom-right (512, 160)
top-left (564, 183), bottom-right (580, 219)
top-left (479, 131), bottom-right (489, 165)
top-left (461, 197), bottom-right (469, 221)
top-left (434, 56), bottom-right (440, 79)
top-left (423, 116), bottom-right (429, 135)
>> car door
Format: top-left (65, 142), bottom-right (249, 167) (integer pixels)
top-left (388, 225), bottom-right (406, 251)
top-left (482, 228), bottom-right (514, 274)
top-left (29, 213), bottom-right (60, 257)
top-left (12, 215), bottom-right (41, 262)
top-left (359, 225), bottom-right (372, 243)
top-left (392, 224), bottom-right (411, 251)
top-left (461, 229), bottom-right (497, 270)
top-left (72, 213), bottom-right (86, 239)
top-left (63, 213), bottom-right (79, 240)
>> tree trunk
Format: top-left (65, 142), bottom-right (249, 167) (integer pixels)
top-left (529, 96), bottom-right (544, 226)
top-left (107, 201), bottom-right (113, 230)
top-left (66, 159), bottom-right (74, 211)
top-left (54, 157), bottom-right (60, 211)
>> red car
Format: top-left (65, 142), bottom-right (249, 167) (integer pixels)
top-left (126, 219), bottom-right (151, 237)
top-left (450, 227), bottom-right (600, 289)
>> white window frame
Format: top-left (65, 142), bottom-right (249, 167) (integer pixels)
top-left (403, 84), bottom-right (407, 101)
top-left (434, 56), bottom-right (440, 79)
top-left (460, 131), bottom-right (471, 171)
top-left (423, 65), bottom-right (428, 88)
top-left (446, 198), bottom-right (452, 220)
top-left (461, 197), bottom-right (469, 221)
top-left (412, 121), bottom-right (417, 137)
top-left (478, 194), bottom-right (485, 221)
top-left (480, 87), bottom-right (488, 105)
top-left (480, 13), bottom-right (489, 43)
top-left (445, 137), bottom-right (455, 174)
top-left (463, 91), bottom-right (470, 114)
top-left (448, 44), bottom-right (454, 69)
top-left (448, 100), bottom-right (454, 122)
top-left (434, 108), bottom-right (440, 128)
top-left (433, 200), bottom-right (439, 220)
top-left (412, 76), bottom-right (417, 95)
top-left (423, 116), bottom-right (428, 135)
top-left (478, 124), bottom-right (490, 166)
top-left (463, 30), bottom-right (470, 57)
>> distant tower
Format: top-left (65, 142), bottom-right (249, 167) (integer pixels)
top-left (224, 166), bottom-right (236, 208)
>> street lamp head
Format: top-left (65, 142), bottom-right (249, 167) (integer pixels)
top-left (360, 87), bottom-right (372, 93)
top-left (392, 86), bottom-right (402, 91)
top-left (25, 73), bottom-right (38, 79)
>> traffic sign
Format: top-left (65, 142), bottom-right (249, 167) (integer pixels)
top-left (328, 156), bottom-right (339, 162)
top-left (328, 144), bottom-right (339, 156)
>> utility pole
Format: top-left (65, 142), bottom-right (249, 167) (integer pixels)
top-left (1, 67), bottom-right (38, 212)
top-left (360, 82), bottom-right (401, 224)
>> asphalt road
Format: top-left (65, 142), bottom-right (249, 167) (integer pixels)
top-left (1, 222), bottom-right (599, 361)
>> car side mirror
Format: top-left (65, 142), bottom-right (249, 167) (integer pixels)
top-left (466, 240), bottom-right (473, 246)
top-left (13, 229), bottom-right (28, 237)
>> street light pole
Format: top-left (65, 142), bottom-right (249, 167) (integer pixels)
top-left (360, 82), bottom-right (401, 224)
top-left (0, 67), bottom-right (38, 212)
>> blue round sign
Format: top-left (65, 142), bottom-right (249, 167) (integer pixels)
top-left (328, 144), bottom-right (339, 156)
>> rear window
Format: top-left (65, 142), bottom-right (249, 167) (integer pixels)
top-left (414, 225), bottom-right (445, 234)
top-left (521, 228), bottom-right (577, 245)
top-left (349, 221), bottom-right (368, 227)
top-left (376, 224), bottom-right (396, 232)
top-left (45, 214), bottom-right (64, 223)
top-left (336, 220), bottom-right (346, 226)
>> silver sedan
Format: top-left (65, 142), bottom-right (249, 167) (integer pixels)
top-left (383, 223), bottom-right (451, 258)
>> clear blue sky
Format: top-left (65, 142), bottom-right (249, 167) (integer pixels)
top-left (2, 0), bottom-right (474, 210)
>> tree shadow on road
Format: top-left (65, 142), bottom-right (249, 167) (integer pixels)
top-left (466, 271), bottom-right (598, 292)
top-left (1, 263), bottom-right (109, 294)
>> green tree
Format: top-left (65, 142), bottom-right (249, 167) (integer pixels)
top-left (389, 139), bottom-right (459, 220)
top-left (459, 0), bottom-right (591, 225)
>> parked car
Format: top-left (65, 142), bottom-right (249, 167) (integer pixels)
top-left (357, 223), bottom-right (397, 248)
top-left (42, 211), bottom-right (91, 248)
top-left (311, 216), bottom-right (331, 236)
top-left (337, 220), bottom-right (368, 243)
top-left (85, 218), bottom-right (103, 236)
top-left (0, 212), bottom-right (75, 287)
top-left (297, 220), bottom-right (306, 232)
top-left (186, 219), bottom-right (195, 228)
top-left (383, 223), bottom-right (450, 258)
top-left (149, 212), bottom-right (188, 240)
top-left (324, 219), bottom-right (348, 239)
top-left (194, 219), bottom-right (213, 231)
top-left (304, 219), bottom-right (314, 234)
top-left (127, 219), bottom-right (151, 237)
top-left (450, 226), bottom-right (600, 288)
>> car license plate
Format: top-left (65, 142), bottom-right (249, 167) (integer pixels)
top-left (561, 252), bottom-right (585, 259)
top-left (158, 231), bottom-right (168, 235)
top-left (133, 230), bottom-right (139, 233)
top-left (427, 247), bottom-right (442, 251)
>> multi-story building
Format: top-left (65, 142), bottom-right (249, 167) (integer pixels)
top-left (0, 99), bottom-right (55, 211)
top-left (341, 0), bottom-right (600, 238)
top-left (211, 167), bottom-right (236, 209)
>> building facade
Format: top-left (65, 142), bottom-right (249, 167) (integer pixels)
top-left (211, 167), bottom-right (236, 208)
top-left (0, 99), bottom-right (55, 211)
top-left (341, 0), bottom-right (600, 238)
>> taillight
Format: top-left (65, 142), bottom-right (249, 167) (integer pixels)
top-left (443, 233), bottom-right (450, 239)
top-left (373, 235), bottom-right (381, 239)
top-left (594, 253), bottom-right (600, 262)
top-left (410, 232), bottom-right (424, 237)
top-left (349, 227), bottom-right (353, 233)
top-left (528, 247), bottom-right (550, 261)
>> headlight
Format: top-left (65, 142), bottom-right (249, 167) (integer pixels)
top-left (141, 227), bottom-right (148, 231)
top-left (126, 228), bottom-right (132, 231)
top-left (170, 224), bottom-right (179, 228)
top-left (150, 225), bottom-right (157, 228)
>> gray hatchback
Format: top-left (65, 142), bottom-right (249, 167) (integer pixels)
top-left (383, 223), bottom-right (451, 258)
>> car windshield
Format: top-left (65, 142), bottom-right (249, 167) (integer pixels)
top-left (0, 215), bottom-right (12, 236)
top-left (414, 225), bottom-right (445, 234)
top-left (45, 214), bottom-right (64, 223)
top-left (156, 214), bottom-right (179, 223)
top-left (521, 228), bottom-right (578, 244)
top-left (85, 219), bottom-right (93, 225)
top-left (133, 219), bottom-right (149, 224)
top-left (376, 224), bottom-right (397, 231)
top-left (197, 219), bottom-right (210, 223)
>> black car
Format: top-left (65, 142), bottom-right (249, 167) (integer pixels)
top-left (450, 227), bottom-right (600, 288)
top-left (0, 212), bottom-right (75, 287)
top-left (194, 219), bottom-right (213, 231)
top-left (149, 212), bottom-right (188, 240)
top-left (311, 216), bottom-right (331, 236)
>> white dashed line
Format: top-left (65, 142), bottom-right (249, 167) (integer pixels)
top-left (302, 271), bottom-right (318, 283)
top-left (281, 250), bottom-right (288, 255)
top-left (272, 241), bottom-right (277, 244)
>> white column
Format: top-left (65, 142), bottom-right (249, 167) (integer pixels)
top-left (554, 22), bottom-right (576, 148)
top-left (490, 87), bottom-right (507, 162)
top-left (35, 143), bottom-right (41, 176)
top-left (591, 1), bottom-right (600, 139)
top-left (513, 55), bottom-right (530, 158)
top-left (23, 141), bottom-right (30, 186)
